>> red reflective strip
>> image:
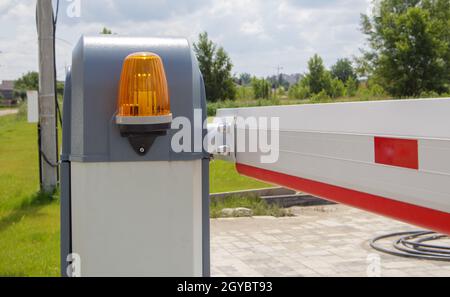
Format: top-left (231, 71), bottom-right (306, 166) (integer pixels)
top-left (236, 163), bottom-right (450, 235)
top-left (375, 137), bottom-right (419, 170)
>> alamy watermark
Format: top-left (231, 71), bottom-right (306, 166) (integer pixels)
top-left (366, 253), bottom-right (382, 277)
top-left (171, 109), bottom-right (280, 164)
top-left (66, 253), bottom-right (81, 277)
top-left (66, 0), bottom-right (81, 18)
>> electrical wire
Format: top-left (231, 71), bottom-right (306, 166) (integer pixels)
top-left (370, 231), bottom-right (450, 262)
top-left (53, 0), bottom-right (59, 26)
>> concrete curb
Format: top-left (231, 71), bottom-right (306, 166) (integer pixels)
top-left (210, 187), bottom-right (335, 208)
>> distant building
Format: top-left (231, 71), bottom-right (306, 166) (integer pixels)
top-left (0, 80), bottom-right (17, 106)
top-left (0, 80), bottom-right (14, 99)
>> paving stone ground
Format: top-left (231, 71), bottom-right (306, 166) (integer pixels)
top-left (211, 204), bottom-right (450, 277)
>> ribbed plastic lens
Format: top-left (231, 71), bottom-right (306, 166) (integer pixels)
top-left (117, 52), bottom-right (171, 117)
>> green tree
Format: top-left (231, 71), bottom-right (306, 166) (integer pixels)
top-left (288, 79), bottom-right (310, 99)
top-left (14, 72), bottom-right (64, 101)
top-left (304, 54), bottom-right (332, 95)
top-left (56, 81), bottom-right (65, 98)
top-left (331, 58), bottom-right (356, 83)
top-left (14, 71), bottom-right (39, 100)
top-left (15, 71), bottom-right (39, 91)
top-left (236, 86), bottom-right (254, 100)
top-left (193, 32), bottom-right (236, 102)
top-left (360, 0), bottom-right (450, 96)
top-left (329, 78), bottom-right (345, 98)
top-left (213, 47), bottom-right (236, 100)
top-left (238, 73), bottom-right (252, 86)
top-left (194, 32), bottom-right (215, 99)
top-left (100, 27), bottom-right (113, 34)
top-left (251, 77), bottom-right (271, 99)
top-left (345, 77), bottom-right (359, 97)
top-left (311, 90), bottom-right (331, 103)
top-left (276, 86), bottom-right (286, 98)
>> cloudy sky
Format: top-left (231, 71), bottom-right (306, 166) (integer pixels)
top-left (0, 0), bottom-right (372, 80)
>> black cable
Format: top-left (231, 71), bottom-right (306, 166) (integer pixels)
top-left (370, 231), bottom-right (450, 262)
top-left (41, 150), bottom-right (59, 168)
top-left (53, 0), bottom-right (59, 27)
top-left (38, 124), bottom-right (43, 187)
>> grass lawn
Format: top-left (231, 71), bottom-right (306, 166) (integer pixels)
top-left (210, 160), bottom-right (271, 193)
top-left (0, 113), bottom-right (60, 276)
top-left (0, 112), bottom-right (271, 276)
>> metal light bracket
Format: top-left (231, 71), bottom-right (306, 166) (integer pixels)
top-left (117, 114), bottom-right (173, 156)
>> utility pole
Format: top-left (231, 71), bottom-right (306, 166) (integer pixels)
top-left (274, 65), bottom-right (284, 99)
top-left (37, 0), bottom-right (58, 192)
top-left (276, 65), bottom-right (283, 76)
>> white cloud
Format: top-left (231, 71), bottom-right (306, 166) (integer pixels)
top-left (0, 0), bottom-right (370, 80)
top-left (0, 0), bottom-right (16, 15)
top-left (240, 21), bottom-right (264, 35)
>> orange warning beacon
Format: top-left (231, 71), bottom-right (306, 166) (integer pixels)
top-left (116, 52), bottom-right (172, 155)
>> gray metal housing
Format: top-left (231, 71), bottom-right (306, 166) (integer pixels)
top-left (69, 36), bottom-right (206, 162)
top-left (61, 36), bottom-right (210, 276)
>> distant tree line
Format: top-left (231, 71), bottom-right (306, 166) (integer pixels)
top-left (359, 0), bottom-right (449, 97)
top-left (13, 71), bottom-right (64, 101)
top-left (287, 55), bottom-right (363, 101)
top-left (195, 0), bottom-right (449, 103)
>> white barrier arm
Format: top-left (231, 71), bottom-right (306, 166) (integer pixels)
top-left (211, 98), bottom-right (450, 235)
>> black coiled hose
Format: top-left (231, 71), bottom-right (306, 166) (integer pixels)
top-left (370, 231), bottom-right (450, 262)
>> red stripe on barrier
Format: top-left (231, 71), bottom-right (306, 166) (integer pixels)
top-left (375, 137), bottom-right (419, 169)
top-left (236, 163), bottom-right (450, 235)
